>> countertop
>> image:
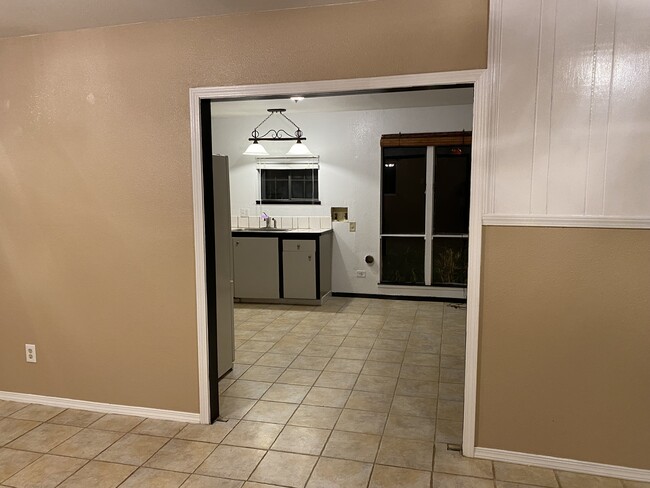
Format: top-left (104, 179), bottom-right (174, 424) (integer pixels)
top-left (231, 228), bottom-right (333, 236)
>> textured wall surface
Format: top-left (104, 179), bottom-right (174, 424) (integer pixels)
top-left (478, 226), bottom-right (650, 469)
top-left (0, 0), bottom-right (488, 412)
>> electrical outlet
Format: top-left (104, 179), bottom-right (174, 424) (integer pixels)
top-left (356, 270), bottom-right (366, 278)
top-left (25, 344), bottom-right (36, 363)
top-left (349, 221), bottom-right (357, 232)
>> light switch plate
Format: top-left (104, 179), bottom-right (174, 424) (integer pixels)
top-left (349, 221), bottom-right (357, 232)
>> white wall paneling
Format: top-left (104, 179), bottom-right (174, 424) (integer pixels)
top-left (489, 0), bottom-right (650, 220)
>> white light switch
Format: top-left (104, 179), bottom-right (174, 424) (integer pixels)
top-left (349, 221), bottom-right (357, 232)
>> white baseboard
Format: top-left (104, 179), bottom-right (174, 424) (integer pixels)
top-left (474, 447), bottom-right (650, 482)
top-left (0, 391), bottom-right (200, 424)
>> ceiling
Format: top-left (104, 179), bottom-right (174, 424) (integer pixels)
top-left (211, 87), bottom-right (475, 117)
top-left (0, 0), bottom-right (367, 39)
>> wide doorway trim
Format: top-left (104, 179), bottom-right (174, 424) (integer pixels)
top-left (189, 70), bottom-right (486, 457)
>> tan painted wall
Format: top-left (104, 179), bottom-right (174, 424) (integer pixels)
top-left (0, 0), bottom-right (488, 412)
top-left (477, 226), bottom-right (650, 469)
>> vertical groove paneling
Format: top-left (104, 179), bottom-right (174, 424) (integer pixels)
top-left (490, 0), bottom-right (649, 219)
top-left (530, 0), bottom-right (558, 214)
top-left (584, 0), bottom-right (617, 216)
top-left (493, 0), bottom-right (542, 214)
top-left (603, 0), bottom-right (650, 216)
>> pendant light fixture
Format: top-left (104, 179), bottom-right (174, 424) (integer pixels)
top-left (243, 108), bottom-right (313, 156)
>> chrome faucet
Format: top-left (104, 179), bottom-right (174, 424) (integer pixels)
top-left (261, 212), bottom-right (277, 228)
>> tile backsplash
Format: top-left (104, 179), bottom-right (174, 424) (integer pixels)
top-left (231, 215), bottom-right (332, 230)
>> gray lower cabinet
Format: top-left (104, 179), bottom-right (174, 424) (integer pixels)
top-left (232, 237), bottom-right (279, 299)
top-left (283, 240), bottom-right (316, 299)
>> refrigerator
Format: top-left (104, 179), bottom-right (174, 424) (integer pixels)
top-left (212, 155), bottom-right (235, 378)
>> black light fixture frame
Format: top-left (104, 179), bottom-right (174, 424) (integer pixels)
top-left (248, 108), bottom-right (306, 143)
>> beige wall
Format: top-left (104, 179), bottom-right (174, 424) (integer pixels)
top-left (477, 226), bottom-right (650, 469)
top-left (0, 0), bottom-right (488, 412)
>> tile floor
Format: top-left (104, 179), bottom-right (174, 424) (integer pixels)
top-left (0, 298), bottom-right (647, 487)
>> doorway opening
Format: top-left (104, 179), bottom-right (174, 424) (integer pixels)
top-left (193, 73), bottom-right (478, 464)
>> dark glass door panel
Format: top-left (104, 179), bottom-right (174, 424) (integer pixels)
top-left (381, 237), bottom-right (425, 285)
top-left (381, 147), bottom-right (427, 235)
top-left (431, 237), bottom-right (468, 286)
top-left (433, 146), bottom-right (471, 234)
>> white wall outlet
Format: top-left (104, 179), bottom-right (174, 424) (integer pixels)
top-left (356, 270), bottom-right (366, 278)
top-left (349, 221), bottom-right (357, 232)
top-left (25, 344), bottom-right (36, 363)
top-left (239, 208), bottom-right (249, 217)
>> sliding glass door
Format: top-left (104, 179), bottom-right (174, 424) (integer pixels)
top-left (380, 143), bottom-right (471, 288)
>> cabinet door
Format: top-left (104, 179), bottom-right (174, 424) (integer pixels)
top-left (283, 251), bottom-right (316, 299)
top-left (232, 237), bottom-right (279, 299)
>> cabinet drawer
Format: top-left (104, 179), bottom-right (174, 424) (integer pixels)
top-left (282, 239), bottom-right (315, 253)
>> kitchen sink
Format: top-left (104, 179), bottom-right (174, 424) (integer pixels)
top-left (232, 228), bottom-right (292, 232)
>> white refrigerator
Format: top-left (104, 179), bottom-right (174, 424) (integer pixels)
top-left (212, 155), bottom-right (235, 378)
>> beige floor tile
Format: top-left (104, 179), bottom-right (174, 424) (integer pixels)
top-left (440, 368), bottom-right (465, 384)
top-left (240, 366), bottom-right (286, 383)
top-left (119, 467), bottom-right (189, 487)
top-left (271, 426), bottom-right (330, 455)
top-left (322, 430), bottom-right (380, 463)
top-left (354, 375), bottom-right (397, 395)
top-left (224, 364), bottom-right (251, 380)
top-left (556, 471), bottom-right (624, 488)
top-left (145, 439), bottom-right (216, 473)
top-left (306, 457), bottom-right (373, 488)
top-left (219, 397), bottom-right (257, 420)
top-left (345, 391), bottom-right (393, 413)
top-left (384, 415), bottom-right (436, 441)
top-left (310, 335), bottom-right (345, 346)
top-left (623, 482), bottom-right (650, 488)
top-left (373, 338), bottom-right (408, 351)
top-left (196, 445), bottom-right (265, 480)
top-left (494, 462), bottom-right (558, 487)
top-left (361, 361), bottom-right (401, 378)
top-left (48, 409), bottom-right (104, 428)
top-left (324, 359), bottom-right (364, 374)
top-left (9, 405), bottom-right (64, 422)
top-left (89, 414), bottom-right (144, 433)
top-left (250, 451), bottom-right (318, 488)
top-left (289, 405), bottom-right (342, 429)
top-left (277, 369), bottom-right (321, 386)
top-left (435, 420), bottom-right (463, 444)
top-left (223, 380), bottom-right (273, 400)
top-left (51, 428), bottom-right (122, 458)
top-left (370, 465), bottom-right (431, 488)
top-left (376, 436), bottom-right (434, 470)
top-left (4, 454), bottom-right (86, 488)
top-left (334, 347), bottom-right (371, 360)
top-left (400, 364), bottom-right (439, 381)
top-left (234, 351), bottom-right (265, 364)
top-left (314, 372), bottom-right (358, 389)
top-left (496, 482), bottom-right (552, 488)
top-left (341, 336), bottom-right (376, 349)
top-left (433, 443), bottom-right (492, 478)
top-left (395, 378), bottom-right (439, 398)
top-left (219, 379), bottom-right (235, 394)
top-left (334, 409), bottom-right (387, 435)
top-left (261, 384), bottom-right (310, 404)
top-left (440, 355), bottom-right (465, 370)
top-left (255, 353), bottom-right (296, 368)
top-left (0, 401), bottom-right (28, 418)
top-left (303, 387), bottom-right (351, 408)
top-left (222, 420), bottom-right (283, 449)
top-left (391, 395), bottom-right (437, 418)
top-left (302, 344), bottom-right (338, 358)
top-left (432, 472), bottom-right (495, 487)
top-left (176, 420), bottom-right (237, 444)
top-left (0, 419), bottom-right (40, 446)
top-left (238, 340), bottom-right (275, 353)
top-left (58, 460), bottom-right (135, 488)
top-left (7, 423), bottom-right (81, 453)
top-left (0, 448), bottom-right (41, 483)
top-left (181, 474), bottom-right (243, 487)
top-left (289, 356), bottom-right (331, 371)
top-left (367, 349), bottom-right (404, 363)
top-left (438, 383), bottom-right (464, 402)
top-left (243, 401), bottom-right (298, 424)
top-left (96, 433), bottom-right (168, 466)
top-left (437, 400), bottom-right (463, 421)
top-left (403, 352), bottom-right (439, 366)
top-left (131, 418), bottom-right (186, 437)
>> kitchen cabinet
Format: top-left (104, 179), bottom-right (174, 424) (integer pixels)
top-left (283, 240), bottom-right (316, 299)
top-left (231, 230), bottom-right (332, 304)
top-left (232, 237), bottom-right (280, 299)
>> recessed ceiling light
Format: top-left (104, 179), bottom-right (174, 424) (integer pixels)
top-left (290, 96), bottom-right (305, 103)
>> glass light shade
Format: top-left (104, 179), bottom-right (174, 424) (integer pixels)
top-left (286, 141), bottom-right (313, 156)
top-left (244, 141), bottom-right (269, 156)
